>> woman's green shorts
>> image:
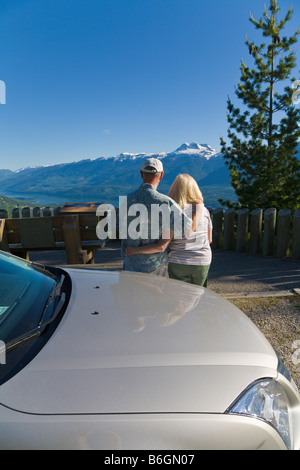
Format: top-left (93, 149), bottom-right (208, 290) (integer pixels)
top-left (168, 263), bottom-right (210, 287)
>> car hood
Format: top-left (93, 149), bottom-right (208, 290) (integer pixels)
top-left (0, 269), bottom-right (277, 415)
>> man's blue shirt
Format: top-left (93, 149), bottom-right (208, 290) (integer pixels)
top-left (121, 183), bottom-right (192, 273)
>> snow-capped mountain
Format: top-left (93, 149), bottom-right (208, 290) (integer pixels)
top-left (0, 142), bottom-right (232, 206)
top-left (3, 140), bottom-right (299, 208)
top-left (113, 142), bottom-right (217, 162)
top-left (173, 142), bottom-right (218, 159)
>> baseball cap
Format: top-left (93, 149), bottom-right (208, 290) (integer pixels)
top-left (141, 157), bottom-right (163, 174)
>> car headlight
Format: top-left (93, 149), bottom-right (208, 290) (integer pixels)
top-left (227, 379), bottom-right (292, 449)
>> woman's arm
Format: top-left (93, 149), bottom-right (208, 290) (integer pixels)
top-left (126, 200), bottom-right (204, 257)
top-left (126, 231), bottom-right (173, 257)
top-left (208, 228), bottom-right (212, 244)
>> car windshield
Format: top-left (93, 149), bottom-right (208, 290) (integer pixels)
top-left (0, 251), bottom-right (57, 345)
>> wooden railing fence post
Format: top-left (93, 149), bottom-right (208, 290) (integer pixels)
top-left (63, 215), bottom-right (83, 264)
top-left (263, 208), bottom-right (276, 256)
top-left (236, 208), bottom-right (249, 252)
top-left (0, 219), bottom-right (9, 252)
top-left (249, 208), bottom-right (262, 254)
top-left (223, 208), bottom-right (235, 250)
top-left (212, 208), bottom-right (223, 249)
top-left (292, 209), bottom-right (300, 260)
top-left (276, 209), bottom-right (291, 258)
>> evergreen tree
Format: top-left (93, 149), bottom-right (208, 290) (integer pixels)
top-left (220, 0), bottom-right (300, 212)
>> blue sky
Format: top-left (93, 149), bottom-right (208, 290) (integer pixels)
top-left (0, 0), bottom-right (299, 170)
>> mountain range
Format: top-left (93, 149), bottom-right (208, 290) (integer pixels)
top-left (1, 141), bottom-right (299, 208)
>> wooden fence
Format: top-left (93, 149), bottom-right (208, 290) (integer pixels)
top-left (0, 206), bottom-right (61, 219)
top-left (0, 205), bottom-right (300, 260)
top-left (210, 207), bottom-right (300, 260)
top-left (0, 208), bottom-right (106, 264)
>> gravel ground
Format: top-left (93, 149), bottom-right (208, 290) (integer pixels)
top-left (230, 296), bottom-right (300, 391)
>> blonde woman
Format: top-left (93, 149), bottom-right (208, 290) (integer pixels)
top-left (167, 174), bottom-right (212, 286)
top-left (126, 174), bottom-right (212, 286)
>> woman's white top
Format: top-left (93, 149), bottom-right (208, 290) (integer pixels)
top-left (168, 204), bottom-right (212, 266)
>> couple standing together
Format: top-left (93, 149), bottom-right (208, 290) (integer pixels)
top-left (121, 157), bottom-right (212, 287)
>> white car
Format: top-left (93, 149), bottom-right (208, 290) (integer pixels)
top-left (0, 250), bottom-right (299, 450)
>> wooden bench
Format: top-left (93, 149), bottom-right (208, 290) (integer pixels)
top-left (0, 214), bottom-right (106, 264)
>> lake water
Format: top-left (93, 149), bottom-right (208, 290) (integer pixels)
top-left (2, 191), bottom-right (85, 206)
top-left (1, 191), bottom-right (120, 208)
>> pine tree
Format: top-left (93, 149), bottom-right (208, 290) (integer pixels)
top-left (220, 0), bottom-right (300, 212)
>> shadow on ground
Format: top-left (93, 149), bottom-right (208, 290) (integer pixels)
top-left (29, 241), bottom-right (300, 295)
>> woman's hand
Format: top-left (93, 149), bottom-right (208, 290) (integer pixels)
top-left (192, 199), bottom-right (204, 207)
top-left (126, 246), bottom-right (137, 257)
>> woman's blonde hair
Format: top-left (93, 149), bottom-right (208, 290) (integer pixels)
top-left (168, 174), bottom-right (203, 209)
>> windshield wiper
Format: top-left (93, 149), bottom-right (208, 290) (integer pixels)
top-left (4, 270), bottom-right (68, 354)
top-left (38, 274), bottom-right (66, 327)
top-left (39, 292), bottom-right (66, 329)
top-left (28, 261), bottom-right (57, 281)
top-left (5, 288), bottom-right (66, 354)
top-left (5, 329), bottom-right (42, 353)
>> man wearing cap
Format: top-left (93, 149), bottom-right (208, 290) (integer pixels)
top-left (121, 157), bottom-right (192, 274)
